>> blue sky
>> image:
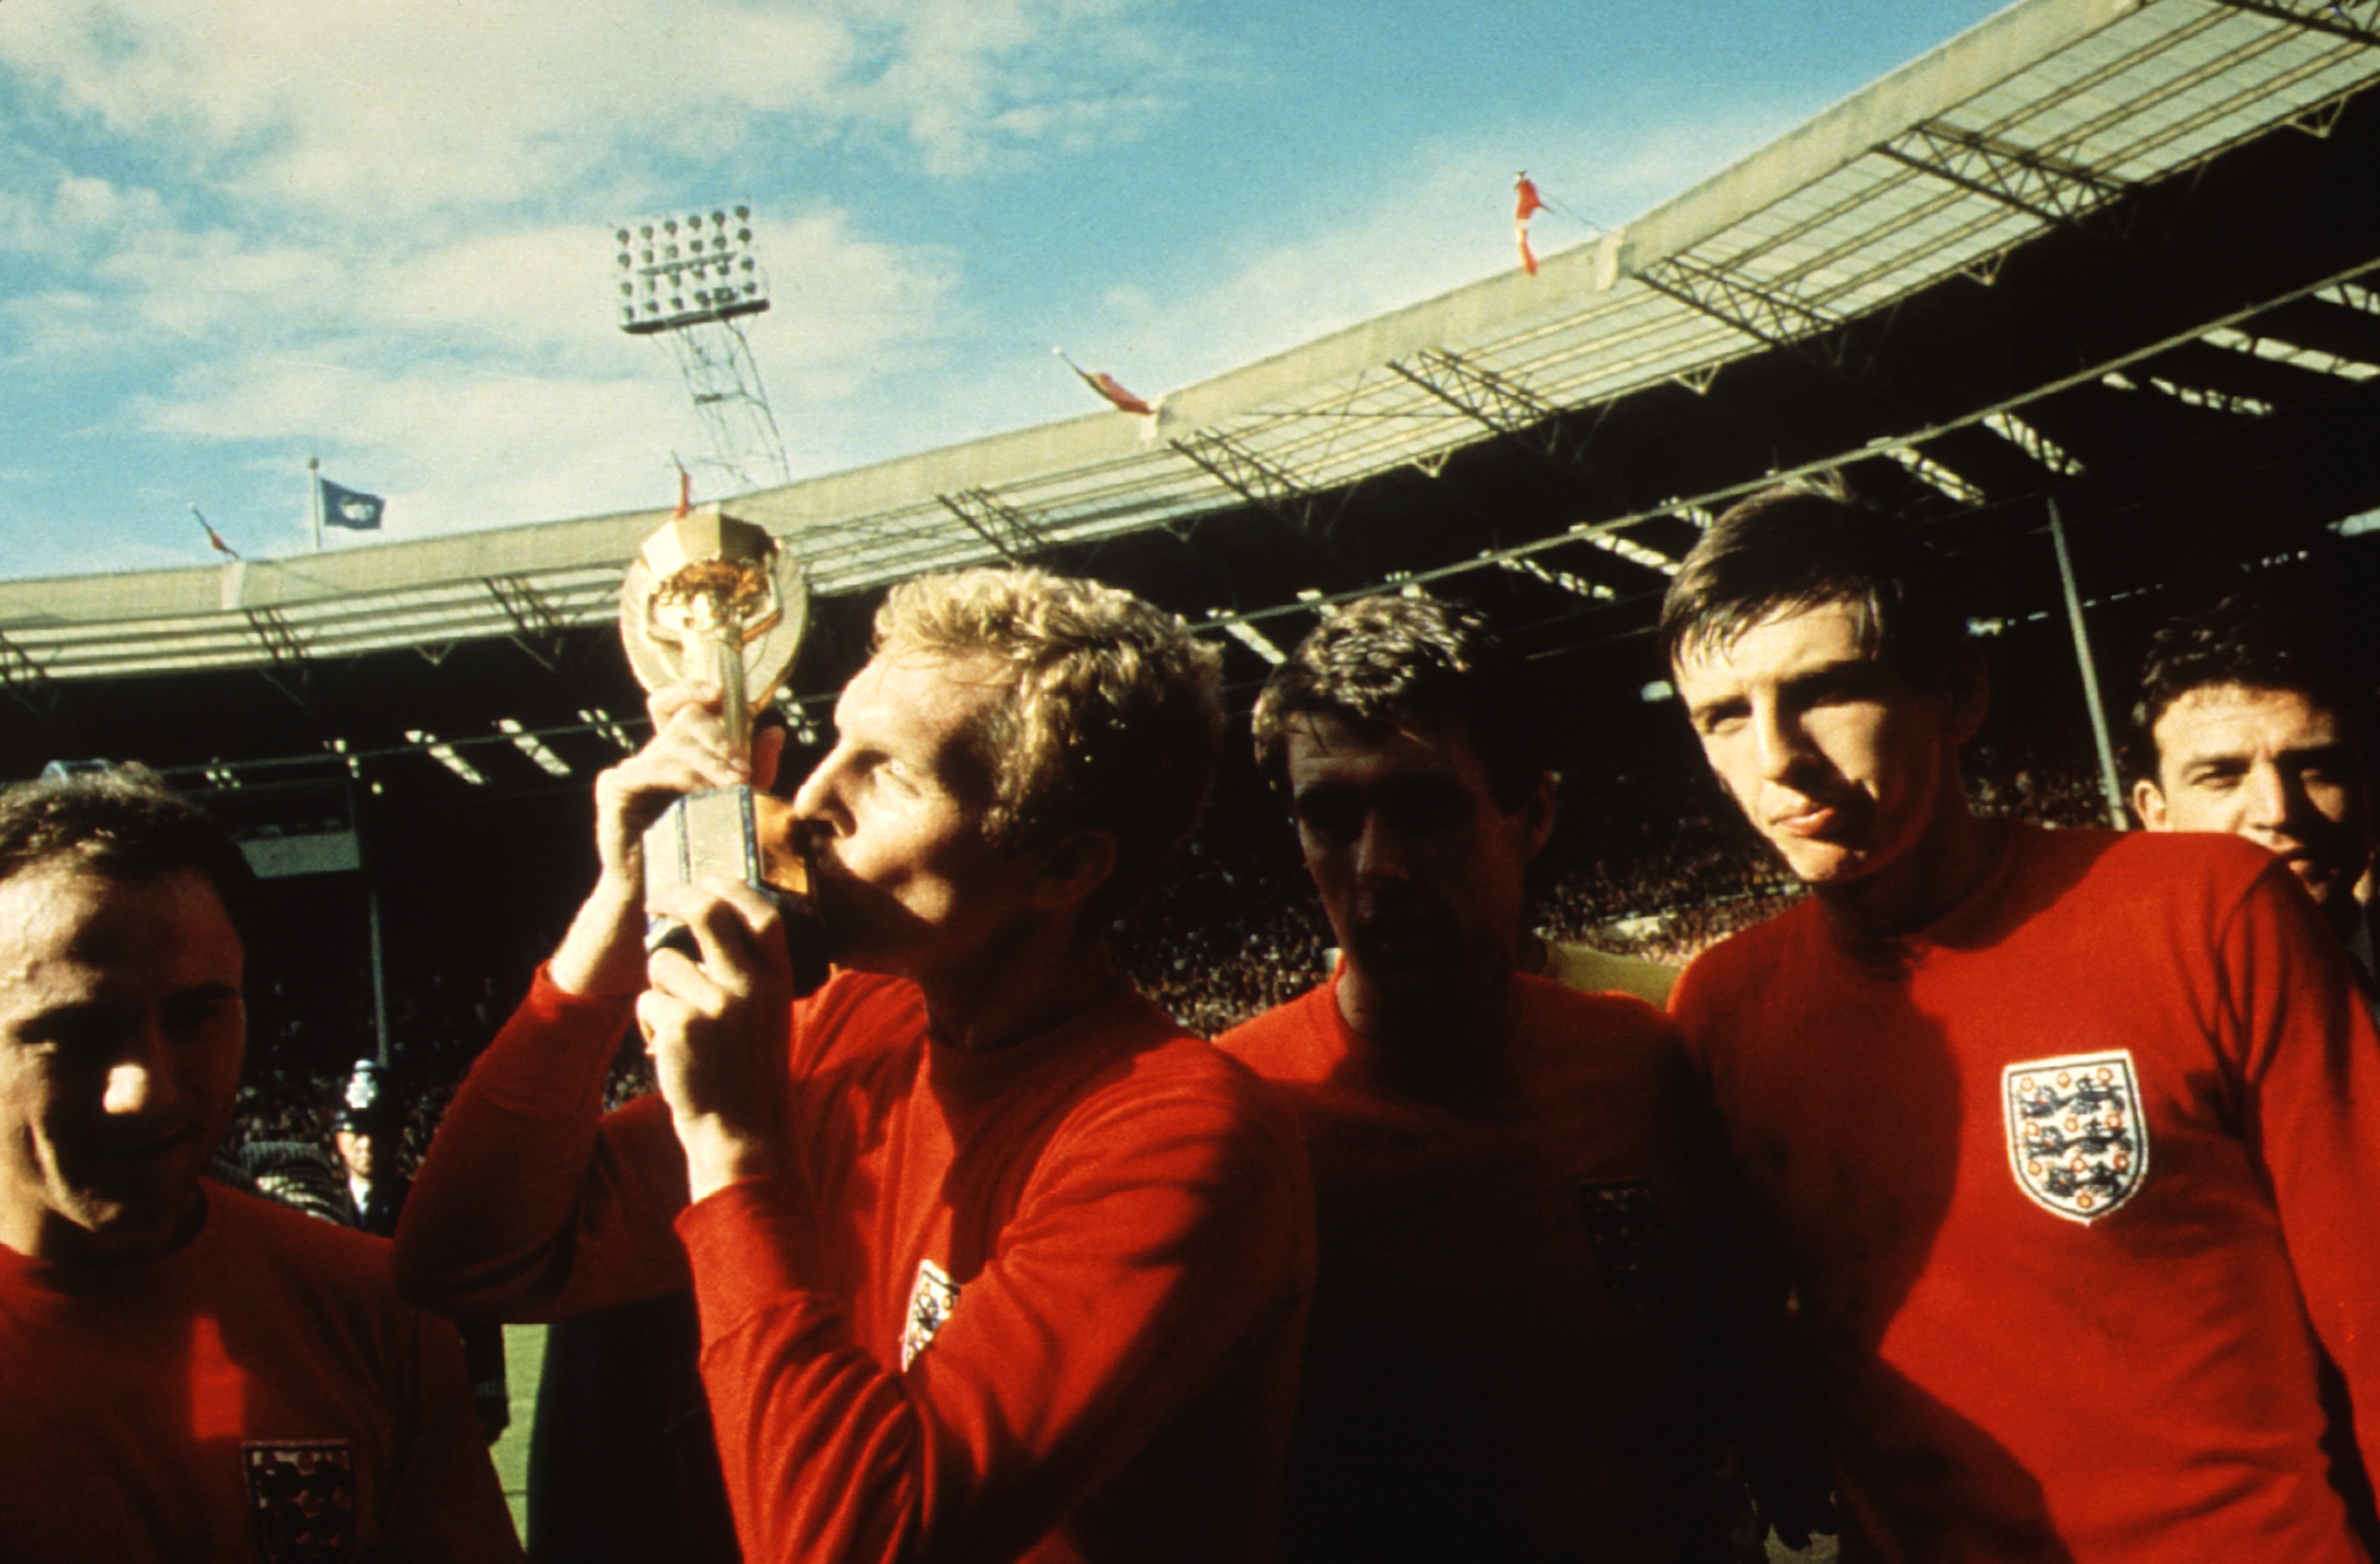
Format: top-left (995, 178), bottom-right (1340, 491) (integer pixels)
top-left (0, 0), bottom-right (2000, 581)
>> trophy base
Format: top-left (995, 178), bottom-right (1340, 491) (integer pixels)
top-left (642, 787), bottom-right (829, 996)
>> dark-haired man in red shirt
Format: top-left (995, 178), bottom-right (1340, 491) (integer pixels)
top-left (1220, 592), bottom-right (1775, 1563)
top-left (0, 767), bottom-right (518, 1563)
top-left (1665, 487), bottom-right (2380, 1563)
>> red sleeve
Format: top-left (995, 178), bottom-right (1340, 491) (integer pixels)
top-left (380, 1296), bottom-right (527, 1561)
top-left (394, 964), bottom-right (694, 1320)
top-left (675, 1078), bottom-right (1312, 1564)
top-left (2220, 863), bottom-right (2380, 1484)
top-left (1666, 941), bottom-right (1732, 1075)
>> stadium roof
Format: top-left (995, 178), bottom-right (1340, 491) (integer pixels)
top-left (7, 0), bottom-right (2380, 799)
top-left (8, 0), bottom-right (2376, 680)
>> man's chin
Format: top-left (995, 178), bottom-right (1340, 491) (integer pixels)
top-left (50, 1183), bottom-right (204, 1261)
top-left (1768, 834), bottom-right (1874, 887)
top-left (1345, 939), bottom-right (1466, 998)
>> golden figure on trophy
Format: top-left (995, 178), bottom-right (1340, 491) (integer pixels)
top-left (619, 503), bottom-right (829, 993)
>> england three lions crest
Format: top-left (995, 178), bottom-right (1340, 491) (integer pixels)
top-left (242, 1442), bottom-right (357, 1562)
top-left (2003, 1051), bottom-right (2149, 1223)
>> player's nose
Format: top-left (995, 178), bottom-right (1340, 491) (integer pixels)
top-left (790, 747), bottom-right (854, 836)
top-left (1352, 810), bottom-right (1412, 883)
top-left (2241, 759), bottom-right (2294, 833)
top-left (101, 1024), bottom-right (181, 1122)
top-left (1749, 701), bottom-right (1811, 782)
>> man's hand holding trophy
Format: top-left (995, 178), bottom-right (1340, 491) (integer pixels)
top-left (618, 503), bottom-right (829, 996)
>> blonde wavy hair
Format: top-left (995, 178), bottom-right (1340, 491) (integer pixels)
top-left (874, 568), bottom-right (1223, 909)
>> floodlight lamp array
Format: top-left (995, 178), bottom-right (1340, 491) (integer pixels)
top-left (614, 204), bottom-right (769, 335)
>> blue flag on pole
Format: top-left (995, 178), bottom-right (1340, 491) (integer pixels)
top-left (320, 478), bottom-right (385, 530)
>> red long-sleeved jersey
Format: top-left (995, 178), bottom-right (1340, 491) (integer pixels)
top-left (1672, 826), bottom-right (2380, 1562)
top-left (1219, 974), bottom-right (1745, 1561)
top-left (0, 1182), bottom-right (520, 1562)
top-left (397, 966), bottom-right (1314, 1563)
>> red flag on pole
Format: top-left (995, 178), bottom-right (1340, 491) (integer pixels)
top-left (1056, 348), bottom-right (1155, 416)
top-left (1080, 369), bottom-right (1154, 416)
top-left (1515, 172), bottom-right (1544, 276)
top-left (190, 504), bottom-right (238, 559)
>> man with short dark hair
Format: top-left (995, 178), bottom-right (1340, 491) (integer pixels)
top-left (2128, 592), bottom-right (2376, 986)
top-left (0, 767), bottom-right (519, 1561)
top-left (1662, 487), bottom-right (2380, 1561)
top-left (398, 568), bottom-right (1313, 1564)
top-left (1221, 593), bottom-right (1758, 1562)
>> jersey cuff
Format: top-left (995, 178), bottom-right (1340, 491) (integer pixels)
top-left (677, 1176), bottom-right (819, 1341)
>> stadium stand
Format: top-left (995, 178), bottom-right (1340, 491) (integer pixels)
top-left (3, 0), bottom-right (2374, 1318)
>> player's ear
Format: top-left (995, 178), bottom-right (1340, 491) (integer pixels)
top-left (2131, 778), bottom-right (2169, 831)
top-left (1027, 828), bottom-right (1117, 911)
top-left (1518, 769), bottom-right (1559, 862)
top-left (1942, 642), bottom-right (1990, 745)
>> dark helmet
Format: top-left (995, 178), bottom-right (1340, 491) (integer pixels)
top-left (332, 1059), bottom-right (399, 1135)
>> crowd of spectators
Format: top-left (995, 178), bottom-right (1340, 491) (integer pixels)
top-left (226, 921), bottom-right (552, 1171)
top-left (216, 743), bottom-right (2114, 1170)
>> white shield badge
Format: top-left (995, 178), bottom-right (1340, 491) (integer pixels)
top-left (2002, 1051), bottom-right (2149, 1224)
top-left (901, 1258), bottom-right (959, 1370)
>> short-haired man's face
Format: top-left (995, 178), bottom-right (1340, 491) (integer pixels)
top-left (334, 1127), bottom-right (376, 1182)
top-left (791, 646), bottom-right (1032, 976)
top-left (1674, 598), bottom-right (1975, 893)
top-left (2135, 682), bottom-right (2372, 916)
top-left (1285, 712), bottom-right (1550, 1011)
top-left (0, 864), bottom-right (245, 1263)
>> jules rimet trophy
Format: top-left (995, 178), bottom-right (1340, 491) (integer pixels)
top-left (619, 504), bottom-right (828, 992)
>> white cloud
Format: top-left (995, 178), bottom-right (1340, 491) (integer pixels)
top-left (728, 209), bottom-right (962, 395)
top-left (73, 195), bottom-right (964, 537)
top-left (839, 0), bottom-right (1189, 175)
top-left (0, 0), bottom-right (1204, 220)
top-left (0, 287), bottom-right (115, 360)
top-left (143, 358), bottom-right (704, 546)
top-left (1558, 108), bottom-right (1811, 219)
top-left (0, 168), bottom-right (175, 266)
top-left (6, 172), bottom-right (958, 402)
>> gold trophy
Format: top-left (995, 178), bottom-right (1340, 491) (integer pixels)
top-left (619, 504), bottom-right (829, 993)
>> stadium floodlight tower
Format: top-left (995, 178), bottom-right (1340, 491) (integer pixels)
top-left (614, 204), bottom-right (792, 491)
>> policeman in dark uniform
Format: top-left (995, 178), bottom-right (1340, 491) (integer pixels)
top-left (333, 1059), bottom-right (511, 1445)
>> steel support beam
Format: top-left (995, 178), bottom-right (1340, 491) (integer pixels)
top-left (242, 606), bottom-right (315, 713)
top-left (1390, 348), bottom-right (1644, 528)
top-left (2205, 0), bottom-right (2380, 49)
top-left (484, 573), bottom-right (571, 671)
top-left (1636, 255), bottom-right (1850, 365)
top-left (1169, 431), bottom-right (1319, 533)
top-left (936, 487), bottom-right (1055, 563)
top-left (1879, 122), bottom-right (2129, 230)
top-left (245, 607), bottom-right (306, 667)
top-left (0, 630), bottom-right (61, 718)
top-left (1389, 349), bottom-right (1558, 445)
top-left (2048, 496), bottom-right (2130, 829)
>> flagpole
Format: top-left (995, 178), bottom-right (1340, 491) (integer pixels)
top-left (308, 455), bottom-right (324, 553)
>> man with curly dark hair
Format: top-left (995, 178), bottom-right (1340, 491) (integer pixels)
top-left (1227, 590), bottom-right (1784, 1562)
